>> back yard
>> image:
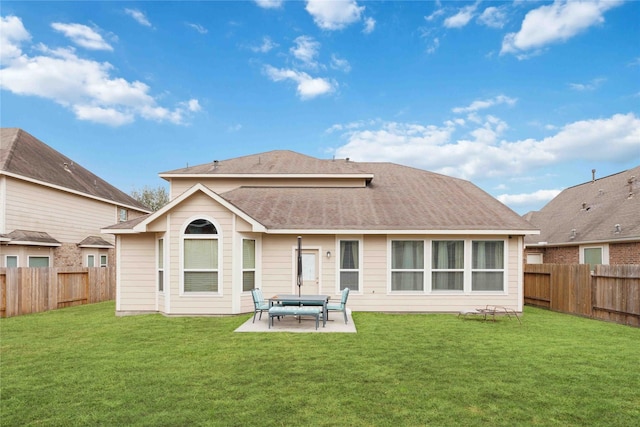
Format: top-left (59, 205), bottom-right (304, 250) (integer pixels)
top-left (1, 302), bottom-right (638, 426)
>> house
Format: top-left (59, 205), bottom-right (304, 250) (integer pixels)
top-left (524, 166), bottom-right (640, 267)
top-left (0, 128), bottom-right (151, 268)
top-left (103, 150), bottom-right (538, 316)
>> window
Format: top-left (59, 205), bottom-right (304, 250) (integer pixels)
top-left (339, 240), bottom-right (360, 291)
top-left (242, 239), bottom-right (256, 292)
top-left (472, 241), bottom-right (505, 291)
top-left (87, 255), bottom-right (95, 267)
top-left (391, 240), bottom-right (424, 291)
top-left (432, 241), bottom-right (464, 291)
top-left (582, 246), bottom-right (603, 271)
top-left (28, 256), bottom-right (49, 267)
top-left (6, 256), bottom-right (18, 267)
top-left (158, 238), bottom-right (164, 292)
top-left (100, 255), bottom-right (108, 267)
top-left (119, 208), bottom-right (128, 222)
top-left (183, 219), bottom-right (219, 293)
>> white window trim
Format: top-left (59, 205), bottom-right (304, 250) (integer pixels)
top-left (179, 215), bottom-right (223, 297)
top-left (470, 239), bottom-right (508, 294)
top-left (157, 237), bottom-right (165, 294)
top-left (430, 239), bottom-right (465, 294)
top-left (579, 244), bottom-right (609, 266)
top-left (387, 238), bottom-right (427, 294)
top-left (336, 237), bottom-right (363, 294)
top-left (100, 254), bottom-right (108, 267)
top-left (87, 254), bottom-right (95, 268)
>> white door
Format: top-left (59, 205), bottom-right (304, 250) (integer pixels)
top-left (301, 250), bottom-right (319, 294)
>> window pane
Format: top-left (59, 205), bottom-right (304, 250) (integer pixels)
top-left (184, 239), bottom-right (217, 269)
top-left (29, 257), bottom-right (49, 267)
top-left (584, 248), bottom-right (602, 266)
top-left (392, 241), bottom-right (423, 269)
top-left (184, 272), bottom-right (218, 292)
top-left (473, 241), bottom-right (504, 269)
top-left (100, 255), bottom-right (107, 267)
top-left (6, 256), bottom-right (18, 267)
top-left (242, 271), bottom-right (255, 292)
top-left (432, 241), bottom-right (464, 269)
top-left (243, 239), bottom-right (255, 269)
top-left (158, 239), bottom-right (164, 268)
top-left (185, 219), bottom-right (217, 234)
top-left (432, 272), bottom-right (464, 290)
top-left (340, 241), bottom-right (359, 269)
top-left (158, 271), bottom-right (164, 292)
top-left (472, 272), bottom-right (504, 291)
top-left (392, 272), bottom-right (423, 291)
top-left (340, 272), bottom-right (359, 291)
top-left (87, 255), bottom-right (95, 267)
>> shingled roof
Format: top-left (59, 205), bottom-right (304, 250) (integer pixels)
top-left (1, 128), bottom-right (150, 211)
top-left (219, 161), bottom-right (536, 231)
top-left (524, 166), bottom-right (640, 246)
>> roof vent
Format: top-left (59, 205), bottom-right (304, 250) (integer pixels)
top-left (570, 229), bottom-right (577, 240)
top-left (346, 158), bottom-right (350, 162)
top-left (614, 224), bottom-right (621, 234)
top-left (213, 160), bottom-right (219, 170)
top-left (581, 202), bottom-right (586, 210)
top-left (63, 162), bottom-right (71, 173)
top-left (591, 169), bottom-right (596, 183)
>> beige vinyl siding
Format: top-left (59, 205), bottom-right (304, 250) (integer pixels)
top-left (165, 192), bottom-right (234, 315)
top-left (169, 177), bottom-right (368, 198)
top-left (117, 234), bottom-right (156, 312)
top-left (4, 177), bottom-right (117, 243)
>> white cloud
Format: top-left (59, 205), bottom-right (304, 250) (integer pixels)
top-left (305, 0), bottom-right (364, 30)
top-left (444, 2), bottom-right (479, 28)
top-left (0, 15), bottom-right (31, 62)
top-left (330, 54), bottom-right (351, 73)
top-left (452, 95), bottom-right (517, 114)
top-left (568, 77), bottom-right (606, 91)
top-left (363, 17), bottom-right (376, 34)
top-left (254, 0), bottom-right (283, 9)
top-left (477, 6), bottom-right (507, 29)
top-left (501, 0), bottom-right (623, 56)
top-left (186, 23), bottom-right (208, 34)
top-left (250, 36), bottom-right (278, 53)
top-left (290, 36), bottom-right (320, 69)
top-left (496, 189), bottom-right (562, 207)
top-left (263, 65), bottom-right (335, 99)
top-left (124, 9), bottom-right (152, 27)
top-left (51, 23), bottom-right (113, 51)
top-left (332, 113), bottom-right (640, 180)
top-left (0, 16), bottom-right (199, 126)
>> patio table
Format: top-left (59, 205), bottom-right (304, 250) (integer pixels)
top-left (269, 294), bottom-right (329, 327)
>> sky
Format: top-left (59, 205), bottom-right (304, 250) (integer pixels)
top-left (1, 0), bottom-right (639, 215)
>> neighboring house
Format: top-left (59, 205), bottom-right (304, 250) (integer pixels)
top-left (524, 166), bottom-right (640, 268)
top-left (0, 128), bottom-right (151, 268)
top-left (103, 150), bottom-right (538, 316)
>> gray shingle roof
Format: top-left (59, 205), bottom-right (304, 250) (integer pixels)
top-left (1, 128), bottom-right (150, 211)
top-left (220, 160), bottom-right (535, 231)
top-left (524, 166), bottom-right (640, 245)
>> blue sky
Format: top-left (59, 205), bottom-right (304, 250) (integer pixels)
top-left (1, 0), bottom-right (638, 214)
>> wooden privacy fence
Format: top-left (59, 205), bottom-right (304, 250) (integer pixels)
top-left (0, 267), bottom-right (116, 318)
top-left (524, 264), bottom-right (640, 327)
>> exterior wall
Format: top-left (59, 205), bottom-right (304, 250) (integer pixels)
top-left (4, 177), bottom-right (118, 243)
top-left (534, 246), bottom-right (579, 264)
top-left (609, 242), bottom-right (640, 264)
top-left (0, 245), bottom-right (55, 267)
top-left (116, 233), bottom-right (157, 313)
top-left (168, 177), bottom-right (367, 199)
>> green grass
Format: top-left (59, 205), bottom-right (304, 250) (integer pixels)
top-left (1, 303), bottom-right (639, 426)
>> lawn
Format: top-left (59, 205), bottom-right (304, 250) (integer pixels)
top-left (1, 302), bottom-right (638, 427)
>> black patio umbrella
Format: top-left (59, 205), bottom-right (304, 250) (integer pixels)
top-left (296, 236), bottom-right (303, 297)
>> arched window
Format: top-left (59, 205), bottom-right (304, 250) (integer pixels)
top-left (183, 219), bottom-right (220, 293)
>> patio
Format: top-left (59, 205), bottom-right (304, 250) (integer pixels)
top-left (235, 308), bottom-right (357, 333)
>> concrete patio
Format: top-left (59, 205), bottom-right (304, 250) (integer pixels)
top-left (235, 309), bottom-right (357, 333)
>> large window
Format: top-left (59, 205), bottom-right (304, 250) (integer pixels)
top-left (582, 246), bottom-right (606, 271)
top-left (242, 239), bottom-right (256, 292)
top-left (339, 240), bottom-right (360, 291)
top-left (472, 241), bottom-right (505, 291)
top-left (432, 241), bottom-right (464, 291)
top-left (391, 240), bottom-right (424, 291)
top-left (183, 219), bottom-right (219, 293)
